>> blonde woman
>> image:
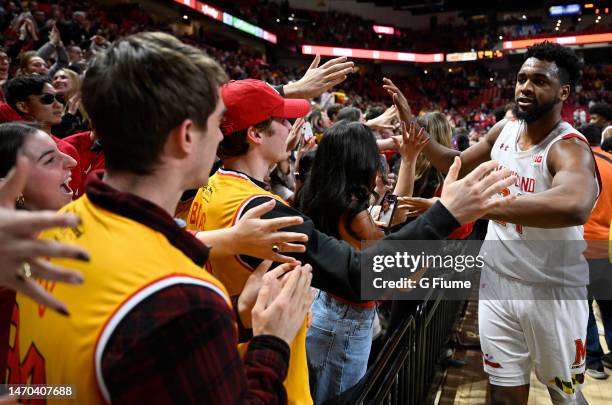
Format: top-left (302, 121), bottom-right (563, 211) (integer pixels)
top-left (409, 112), bottom-right (474, 239)
top-left (52, 68), bottom-right (89, 137)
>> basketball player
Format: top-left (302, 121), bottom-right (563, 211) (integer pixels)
top-left (402, 42), bottom-right (600, 405)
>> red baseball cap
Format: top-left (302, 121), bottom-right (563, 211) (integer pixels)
top-left (220, 79), bottom-right (310, 135)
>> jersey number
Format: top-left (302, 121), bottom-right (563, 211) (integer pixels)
top-left (493, 188), bottom-right (523, 235)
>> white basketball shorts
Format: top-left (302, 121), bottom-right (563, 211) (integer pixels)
top-left (478, 266), bottom-right (588, 398)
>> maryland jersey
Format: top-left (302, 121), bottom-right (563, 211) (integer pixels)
top-left (183, 168), bottom-right (285, 295)
top-left (482, 120), bottom-right (599, 286)
top-left (6, 195), bottom-right (230, 404)
top-left (183, 167), bottom-right (313, 405)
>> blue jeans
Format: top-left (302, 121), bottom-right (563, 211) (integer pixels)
top-left (586, 299), bottom-right (612, 366)
top-left (586, 259), bottom-right (612, 367)
top-left (306, 291), bottom-right (375, 405)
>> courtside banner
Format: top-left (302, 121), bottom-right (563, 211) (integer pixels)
top-left (360, 240), bottom-right (610, 301)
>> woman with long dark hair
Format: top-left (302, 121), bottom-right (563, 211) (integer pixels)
top-left (299, 120), bottom-right (427, 404)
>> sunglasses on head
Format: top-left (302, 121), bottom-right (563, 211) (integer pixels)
top-left (39, 93), bottom-right (65, 105)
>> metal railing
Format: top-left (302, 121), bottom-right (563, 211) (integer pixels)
top-left (329, 291), bottom-right (465, 405)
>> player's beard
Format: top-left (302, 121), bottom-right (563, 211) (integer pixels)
top-left (513, 96), bottom-right (560, 124)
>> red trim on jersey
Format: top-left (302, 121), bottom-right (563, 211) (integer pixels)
top-left (230, 194), bottom-right (280, 226)
top-left (217, 171), bottom-right (253, 182)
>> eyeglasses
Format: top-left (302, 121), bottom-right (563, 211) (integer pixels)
top-left (39, 94), bottom-right (65, 105)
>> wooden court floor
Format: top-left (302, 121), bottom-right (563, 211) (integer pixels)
top-left (436, 301), bottom-right (612, 405)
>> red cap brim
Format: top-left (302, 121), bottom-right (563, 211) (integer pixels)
top-left (272, 98), bottom-right (311, 119)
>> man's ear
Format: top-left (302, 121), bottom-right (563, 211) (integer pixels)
top-left (15, 101), bottom-right (29, 116)
top-left (559, 84), bottom-right (570, 102)
top-left (168, 119), bottom-right (194, 158)
top-left (246, 126), bottom-right (264, 146)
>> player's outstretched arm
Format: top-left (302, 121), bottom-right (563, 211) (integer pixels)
top-left (484, 137), bottom-right (598, 228)
top-left (422, 119), bottom-right (508, 178)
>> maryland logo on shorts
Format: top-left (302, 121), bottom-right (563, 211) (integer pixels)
top-left (571, 339), bottom-right (586, 369)
top-left (549, 373), bottom-right (585, 395)
top-left (482, 353), bottom-right (502, 369)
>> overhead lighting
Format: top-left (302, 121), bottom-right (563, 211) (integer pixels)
top-left (276, 18), bottom-right (280, 22)
top-left (490, 77), bottom-right (494, 81)
top-left (183, 15), bottom-right (188, 20)
top-left (424, 69), bottom-right (428, 74)
top-left (522, 14), bottom-right (527, 20)
top-left (378, 35), bottom-right (382, 38)
top-left (584, 4), bottom-right (593, 9)
top-left (288, 16), bottom-right (293, 21)
top-left (293, 26), bottom-right (298, 30)
top-left (578, 17), bottom-right (582, 21)
top-left (558, 19), bottom-right (562, 23)
top-left (555, 26), bottom-right (560, 30)
top-left (498, 35), bottom-right (503, 40)
top-left (448, 68), bottom-right (452, 72)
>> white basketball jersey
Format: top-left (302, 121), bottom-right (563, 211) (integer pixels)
top-left (482, 120), bottom-right (597, 287)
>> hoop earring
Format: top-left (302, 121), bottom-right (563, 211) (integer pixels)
top-left (16, 194), bottom-right (25, 209)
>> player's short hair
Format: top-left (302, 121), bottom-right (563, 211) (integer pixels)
top-left (589, 103), bottom-right (612, 121)
top-left (524, 42), bottom-right (582, 88)
top-left (580, 123), bottom-right (604, 146)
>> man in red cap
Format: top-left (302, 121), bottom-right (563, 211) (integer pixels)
top-left (181, 79), bottom-right (517, 404)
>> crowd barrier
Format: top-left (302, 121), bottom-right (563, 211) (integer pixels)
top-left (329, 290), bottom-right (465, 405)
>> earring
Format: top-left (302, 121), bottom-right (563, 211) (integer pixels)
top-left (16, 194), bottom-right (25, 209)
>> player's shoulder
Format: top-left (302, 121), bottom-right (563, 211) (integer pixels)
top-left (485, 119), bottom-right (515, 143)
top-left (547, 127), bottom-right (594, 172)
top-left (550, 123), bottom-right (591, 153)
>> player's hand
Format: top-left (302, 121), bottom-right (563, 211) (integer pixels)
top-left (383, 77), bottom-right (414, 123)
top-left (440, 158), bottom-right (516, 224)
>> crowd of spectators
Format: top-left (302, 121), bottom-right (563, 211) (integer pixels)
top-left (1, 0), bottom-right (611, 138)
top-left (220, 0), bottom-right (611, 53)
top-left (0, 0), bottom-right (612, 403)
